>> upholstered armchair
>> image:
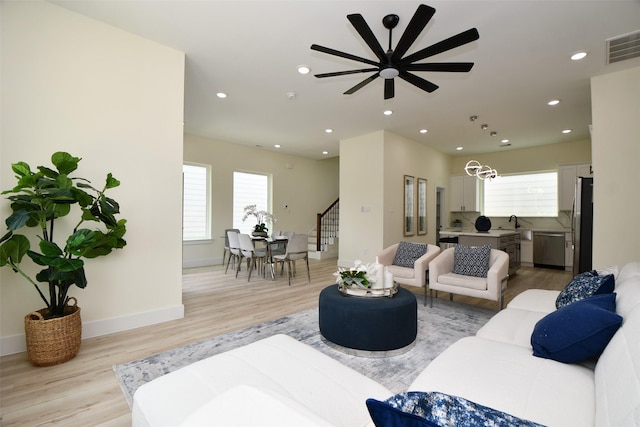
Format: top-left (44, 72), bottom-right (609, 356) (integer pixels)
top-left (428, 246), bottom-right (509, 309)
top-left (377, 242), bottom-right (441, 306)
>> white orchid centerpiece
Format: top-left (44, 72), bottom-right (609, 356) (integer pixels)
top-left (242, 204), bottom-right (276, 233)
top-left (333, 260), bottom-right (379, 288)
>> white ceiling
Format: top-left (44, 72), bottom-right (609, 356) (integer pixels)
top-left (51, 1), bottom-right (640, 160)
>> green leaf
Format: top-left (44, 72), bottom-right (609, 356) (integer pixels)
top-left (11, 162), bottom-right (32, 178)
top-left (39, 239), bottom-right (63, 257)
top-left (70, 187), bottom-right (94, 207)
top-left (38, 166), bottom-right (58, 179)
top-left (55, 173), bottom-right (73, 190)
top-left (5, 210), bottom-right (32, 231)
top-left (105, 173), bottom-right (120, 189)
top-left (0, 235), bottom-right (30, 266)
top-left (51, 152), bottom-right (81, 175)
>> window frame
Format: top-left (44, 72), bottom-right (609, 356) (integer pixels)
top-left (182, 162), bottom-right (212, 243)
top-left (232, 171), bottom-right (271, 234)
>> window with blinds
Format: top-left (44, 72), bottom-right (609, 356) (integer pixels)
top-left (183, 163), bottom-right (211, 241)
top-left (233, 171), bottom-right (269, 234)
top-left (483, 172), bottom-right (558, 217)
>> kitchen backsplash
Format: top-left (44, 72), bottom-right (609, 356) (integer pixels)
top-left (449, 212), bottom-right (572, 232)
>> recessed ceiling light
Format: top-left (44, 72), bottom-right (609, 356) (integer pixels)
top-left (322, 151), bottom-right (329, 155)
top-left (562, 129), bottom-right (573, 134)
top-left (383, 110), bottom-right (393, 116)
top-left (490, 131), bottom-right (497, 137)
top-left (325, 128), bottom-right (333, 133)
top-left (501, 139), bottom-right (510, 144)
top-left (548, 99), bottom-right (561, 106)
top-left (297, 65), bottom-right (311, 75)
top-left (456, 146), bottom-right (463, 151)
top-left (274, 144), bottom-right (281, 148)
top-left (419, 129), bottom-right (428, 134)
top-left (570, 51), bottom-right (588, 61)
top-left (481, 124), bottom-right (488, 130)
top-left (216, 92), bottom-right (227, 99)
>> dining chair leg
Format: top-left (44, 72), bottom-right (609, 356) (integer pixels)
top-left (305, 257), bottom-right (310, 283)
top-left (286, 259), bottom-right (293, 286)
top-left (225, 253), bottom-right (232, 274)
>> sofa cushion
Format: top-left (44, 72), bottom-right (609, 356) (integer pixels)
top-left (392, 242), bottom-right (427, 268)
top-left (366, 391), bottom-right (545, 427)
top-left (555, 270), bottom-right (615, 309)
top-left (409, 336), bottom-right (596, 427)
top-left (506, 289), bottom-right (560, 313)
top-left (531, 293), bottom-right (622, 363)
top-left (179, 385), bottom-right (334, 427)
top-left (452, 244), bottom-right (491, 278)
top-left (386, 264), bottom-right (415, 280)
top-left (438, 272), bottom-right (487, 291)
top-left (476, 308), bottom-right (548, 348)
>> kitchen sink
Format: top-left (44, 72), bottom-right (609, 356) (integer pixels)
top-left (519, 229), bottom-right (533, 241)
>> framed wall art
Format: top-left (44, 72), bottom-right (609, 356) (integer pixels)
top-left (404, 175), bottom-right (415, 236)
top-left (417, 178), bottom-right (427, 235)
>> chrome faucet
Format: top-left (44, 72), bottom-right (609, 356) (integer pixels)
top-left (509, 215), bottom-right (520, 229)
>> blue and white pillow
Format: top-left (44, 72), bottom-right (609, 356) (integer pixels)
top-left (366, 391), bottom-right (546, 427)
top-left (392, 242), bottom-right (427, 268)
top-left (555, 270), bottom-right (615, 309)
top-left (452, 244), bottom-right (491, 278)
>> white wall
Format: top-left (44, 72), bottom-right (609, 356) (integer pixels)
top-left (591, 64), bottom-right (640, 267)
top-left (183, 133), bottom-right (340, 268)
top-left (339, 130), bottom-right (450, 266)
top-left (1, 1), bottom-right (185, 354)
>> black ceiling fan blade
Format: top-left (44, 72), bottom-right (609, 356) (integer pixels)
top-left (311, 44), bottom-right (380, 67)
top-left (390, 4), bottom-right (436, 63)
top-left (315, 68), bottom-right (379, 78)
top-left (398, 70), bottom-right (439, 93)
top-left (400, 28), bottom-right (480, 64)
top-left (405, 62), bottom-right (475, 72)
top-left (384, 78), bottom-right (395, 100)
top-left (344, 73), bottom-right (379, 95)
top-left (347, 13), bottom-right (387, 62)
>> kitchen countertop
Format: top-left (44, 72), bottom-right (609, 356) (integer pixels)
top-left (440, 229), bottom-right (520, 237)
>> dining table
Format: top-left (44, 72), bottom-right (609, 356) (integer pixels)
top-left (250, 235), bottom-right (288, 280)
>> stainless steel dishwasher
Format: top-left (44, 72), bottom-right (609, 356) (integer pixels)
top-left (533, 231), bottom-right (565, 269)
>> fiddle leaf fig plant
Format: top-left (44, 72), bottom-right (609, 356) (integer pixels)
top-left (0, 152), bottom-right (127, 318)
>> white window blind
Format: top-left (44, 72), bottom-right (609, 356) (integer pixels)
top-left (183, 163), bottom-right (211, 241)
top-left (483, 172), bottom-right (558, 217)
top-left (233, 172), bottom-right (269, 234)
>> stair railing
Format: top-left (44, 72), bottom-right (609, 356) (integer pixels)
top-left (316, 198), bottom-right (339, 251)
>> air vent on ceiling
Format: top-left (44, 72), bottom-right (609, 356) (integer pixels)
top-left (607, 30), bottom-right (640, 64)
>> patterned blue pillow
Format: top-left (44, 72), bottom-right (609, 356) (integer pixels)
top-left (452, 244), bottom-right (491, 278)
top-left (366, 391), bottom-right (546, 427)
top-left (555, 270), bottom-right (615, 309)
top-left (392, 242), bottom-right (427, 268)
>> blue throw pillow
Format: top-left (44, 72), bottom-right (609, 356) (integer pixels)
top-left (555, 270), bottom-right (615, 309)
top-left (392, 242), bottom-right (427, 268)
top-left (366, 391), bottom-right (546, 427)
top-left (531, 293), bottom-right (622, 363)
top-left (452, 244), bottom-right (491, 278)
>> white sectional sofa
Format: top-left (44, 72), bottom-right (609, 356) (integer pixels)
top-left (132, 262), bottom-right (640, 427)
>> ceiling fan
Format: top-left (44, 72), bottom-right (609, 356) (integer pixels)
top-left (310, 4), bottom-right (479, 99)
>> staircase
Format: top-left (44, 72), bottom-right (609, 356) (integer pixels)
top-left (308, 199), bottom-right (339, 260)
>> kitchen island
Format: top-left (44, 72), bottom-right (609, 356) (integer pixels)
top-left (439, 229), bottom-right (521, 275)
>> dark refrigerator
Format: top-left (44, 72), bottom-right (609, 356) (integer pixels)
top-left (572, 176), bottom-right (594, 275)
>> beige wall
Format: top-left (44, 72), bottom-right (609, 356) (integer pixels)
top-left (339, 130), bottom-right (450, 266)
top-left (1, 1), bottom-right (185, 354)
top-left (183, 134), bottom-right (340, 267)
top-left (591, 64), bottom-right (640, 267)
top-left (451, 138), bottom-right (592, 175)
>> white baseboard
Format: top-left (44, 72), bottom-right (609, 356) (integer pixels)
top-left (182, 257), bottom-right (222, 269)
top-left (0, 304), bottom-right (184, 357)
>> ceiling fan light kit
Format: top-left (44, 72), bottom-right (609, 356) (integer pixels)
top-left (310, 4), bottom-right (479, 99)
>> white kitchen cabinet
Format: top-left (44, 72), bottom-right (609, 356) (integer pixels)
top-left (521, 240), bottom-right (533, 266)
top-left (450, 175), bottom-right (479, 212)
top-left (558, 163), bottom-right (592, 211)
top-left (565, 232), bottom-right (573, 270)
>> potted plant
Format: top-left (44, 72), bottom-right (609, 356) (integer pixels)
top-left (0, 152), bottom-right (127, 366)
top-left (242, 204), bottom-right (275, 237)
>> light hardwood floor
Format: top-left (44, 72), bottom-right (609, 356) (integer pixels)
top-left (0, 258), bottom-right (571, 426)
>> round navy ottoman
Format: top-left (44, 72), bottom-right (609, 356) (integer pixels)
top-left (318, 285), bottom-right (417, 352)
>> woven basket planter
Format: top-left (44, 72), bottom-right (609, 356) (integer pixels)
top-left (24, 297), bottom-right (82, 366)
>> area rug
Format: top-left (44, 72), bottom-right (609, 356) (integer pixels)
top-left (113, 298), bottom-right (494, 408)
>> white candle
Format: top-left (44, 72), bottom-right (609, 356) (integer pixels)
top-left (372, 256), bottom-right (384, 289)
top-left (384, 267), bottom-right (394, 289)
